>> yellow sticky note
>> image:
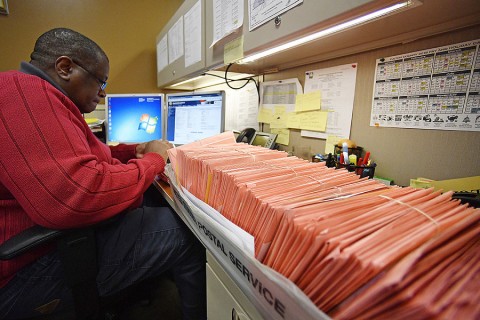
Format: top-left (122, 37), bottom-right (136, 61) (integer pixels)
top-left (286, 112), bottom-right (301, 129)
top-left (257, 106), bottom-right (273, 123)
top-left (294, 94), bottom-right (305, 112)
top-left (298, 110), bottom-right (328, 131)
top-left (302, 91), bottom-right (321, 111)
top-left (270, 106), bottom-right (288, 128)
top-left (295, 91), bottom-right (321, 112)
top-left (224, 36), bottom-right (244, 64)
top-left (271, 128), bottom-right (290, 145)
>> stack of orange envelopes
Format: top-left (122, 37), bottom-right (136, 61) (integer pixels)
top-left (167, 131), bottom-right (480, 319)
top-left (331, 210), bottom-right (480, 319)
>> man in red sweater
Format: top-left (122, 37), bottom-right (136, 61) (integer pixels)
top-left (0, 28), bottom-right (206, 319)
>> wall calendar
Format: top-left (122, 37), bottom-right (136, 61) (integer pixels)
top-left (370, 39), bottom-right (480, 132)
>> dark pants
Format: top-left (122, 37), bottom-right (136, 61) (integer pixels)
top-left (0, 189), bottom-right (206, 319)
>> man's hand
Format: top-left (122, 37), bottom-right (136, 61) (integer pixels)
top-left (136, 140), bottom-right (173, 162)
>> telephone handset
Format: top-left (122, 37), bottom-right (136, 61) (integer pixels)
top-left (236, 128), bottom-right (256, 144)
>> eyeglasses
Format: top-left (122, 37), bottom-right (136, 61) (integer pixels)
top-left (73, 60), bottom-right (108, 91)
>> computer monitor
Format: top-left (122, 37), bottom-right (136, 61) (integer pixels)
top-left (105, 93), bottom-right (164, 145)
top-left (165, 91), bottom-right (225, 145)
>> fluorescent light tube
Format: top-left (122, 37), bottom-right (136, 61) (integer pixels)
top-left (168, 75), bottom-right (204, 88)
top-left (238, 1), bottom-right (411, 64)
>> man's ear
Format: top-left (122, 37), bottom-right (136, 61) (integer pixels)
top-left (55, 56), bottom-right (74, 81)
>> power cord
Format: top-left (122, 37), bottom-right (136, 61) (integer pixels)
top-left (203, 63), bottom-right (260, 102)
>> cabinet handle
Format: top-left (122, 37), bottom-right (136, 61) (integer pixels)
top-left (232, 307), bottom-right (249, 319)
top-left (232, 307), bottom-right (240, 320)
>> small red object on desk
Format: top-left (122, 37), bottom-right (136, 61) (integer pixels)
top-left (362, 152), bottom-right (370, 166)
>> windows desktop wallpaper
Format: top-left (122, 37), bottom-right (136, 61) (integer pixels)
top-left (107, 96), bottom-right (163, 143)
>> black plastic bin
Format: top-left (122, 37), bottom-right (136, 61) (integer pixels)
top-left (336, 163), bottom-right (376, 179)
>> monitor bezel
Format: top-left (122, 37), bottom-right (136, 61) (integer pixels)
top-left (105, 93), bottom-right (165, 145)
top-left (165, 90), bottom-right (226, 145)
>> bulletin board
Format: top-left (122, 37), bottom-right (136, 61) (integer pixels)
top-left (370, 39), bottom-right (480, 132)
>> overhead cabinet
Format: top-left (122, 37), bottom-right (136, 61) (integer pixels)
top-left (156, 0), bottom-right (394, 88)
top-left (157, 0), bottom-right (479, 89)
top-left (156, 0), bottom-right (206, 88)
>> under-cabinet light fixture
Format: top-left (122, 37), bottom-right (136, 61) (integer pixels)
top-left (238, 1), bottom-right (413, 64)
top-left (168, 75), bottom-right (205, 88)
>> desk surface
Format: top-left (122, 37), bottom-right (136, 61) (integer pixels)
top-left (153, 179), bottom-right (175, 206)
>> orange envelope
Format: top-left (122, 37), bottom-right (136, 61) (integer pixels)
top-left (169, 132), bottom-right (480, 319)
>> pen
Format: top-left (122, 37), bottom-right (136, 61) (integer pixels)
top-left (362, 151), bottom-right (370, 167)
top-left (356, 157), bottom-right (363, 175)
top-left (342, 142), bottom-right (350, 165)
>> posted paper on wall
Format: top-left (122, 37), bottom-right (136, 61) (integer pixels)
top-left (206, 81), bottom-right (259, 131)
top-left (168, 16), bottom-right (184, 64)
top-left (248, 0), bottom-right (303, 31)
top-left (370, 39), bottom-right (480, 132)
top-left (211, 0), bottom-right (244, 47)
top-left (259, 78), bottom-right (302, 124)
top-left (303, 63), bottom-right (358, 139)
top-left (184, 0), bottom-right (202, 68)
top-left (156, 35), bottom-right (168, 73)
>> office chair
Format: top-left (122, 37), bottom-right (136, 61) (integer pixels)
top-left (0, 224), bottom-right (102, 319)
top-left (0, 189), bottom-right (181, 320)
top-left (0, 186), bottom-right (182, 320)
top-left (0, 222), bottom-right (173, 320)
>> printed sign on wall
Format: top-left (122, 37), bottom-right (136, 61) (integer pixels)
top-left (370, 39), bottom-right (480, 131)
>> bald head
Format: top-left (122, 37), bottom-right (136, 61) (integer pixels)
top-left (28, 28), bottom-right (110, 114)
top-left (30, 28), bottom-right (108, 72)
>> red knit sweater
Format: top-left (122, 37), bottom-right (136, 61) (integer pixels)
top-left (0, 70), bottom-right (166, 287)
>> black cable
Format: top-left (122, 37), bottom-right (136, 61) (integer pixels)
top-left (224, 63), bottom-right (260, 102)
top-left (201, 71), bottom-right (253, 87)
top-left (224, 63), bottom-right (252, 90)
top-left (202, 72), bottom-right (222, 79)
top-left (201, 63), bottom-right (261, 103)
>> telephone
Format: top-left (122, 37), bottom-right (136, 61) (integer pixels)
top-left (235, 128), bottom-right (256, 144)
top-left (235, 128), bottom-right (277, 149)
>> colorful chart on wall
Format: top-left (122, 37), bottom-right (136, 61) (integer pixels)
top-left (370, 39), bottom-right (480, 132)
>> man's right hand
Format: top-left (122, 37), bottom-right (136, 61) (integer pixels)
top-left (136, 140), bottom-right (173, 162)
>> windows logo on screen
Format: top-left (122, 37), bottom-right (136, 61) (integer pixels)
top-left (138, 114), bottom-right (158, 134)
